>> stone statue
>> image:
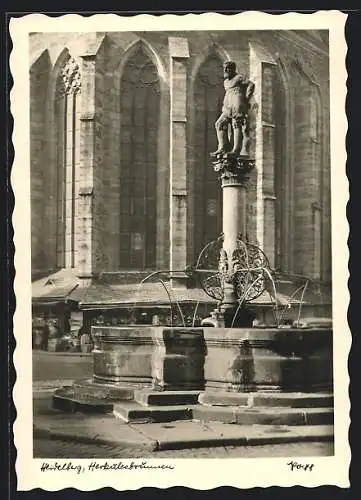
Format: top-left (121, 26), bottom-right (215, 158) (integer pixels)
top-left (211, 61), bottom-right (255, 158)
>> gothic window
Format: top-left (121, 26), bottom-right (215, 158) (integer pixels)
top-left (54, 56), bottom-right (81, 269)
top-left (291, 60), bottom-right (323, 278)
top-left (260, 63), bottom-right (287, 271)
top-left (193, 54), bottom-right (224, 258)
top-left (119, 47), bottom-right (159, 269)
top-left (30, 51), bottom-right (51, 273)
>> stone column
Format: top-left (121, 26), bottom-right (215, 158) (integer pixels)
top-left (168, 37), bottom-right (190, 287)
top-left (214, 158), bottom-right (254, 322)
top-left (222, 180), bottom-right (247, 259)
top-left (221, 174), bottom-right (248, 311)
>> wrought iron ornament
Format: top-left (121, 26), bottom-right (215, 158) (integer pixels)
top-left (196, 236), bottom-right (224, 301)
top-left (196, 235), bottom-right (271, 302)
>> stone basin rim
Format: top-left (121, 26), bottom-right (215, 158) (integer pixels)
top-left (92, 326), bottom-right (332, 333)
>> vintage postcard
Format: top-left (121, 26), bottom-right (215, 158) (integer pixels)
top-left (11, 11), bottom-right (350, 490)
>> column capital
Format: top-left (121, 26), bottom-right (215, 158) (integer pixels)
top-left (211, 153), bottom-right (255, 187)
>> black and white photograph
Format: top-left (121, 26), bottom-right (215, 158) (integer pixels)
top-left (11, 11), bottom-right (349, 490)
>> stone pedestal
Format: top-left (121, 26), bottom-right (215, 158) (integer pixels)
top-left (152, 328), bottom-right (206, 391)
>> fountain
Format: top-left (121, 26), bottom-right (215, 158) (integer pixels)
top-left (53, 61), bottom-right (333, 432)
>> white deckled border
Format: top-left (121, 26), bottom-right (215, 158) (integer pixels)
top-left (10, 10), bottom-right (349, 491)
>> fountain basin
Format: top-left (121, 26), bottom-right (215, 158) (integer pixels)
top-left (92, 326), bottom-right (154, 386)
top-left (92, 326), bottom-right (206, 391)
top-left (202, 327), bottom-right (333, 392)
top-left (52, 326), bottom-right (333, 428)
top-left (91, 325), bottom-right (332, 393)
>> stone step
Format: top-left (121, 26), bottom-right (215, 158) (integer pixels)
top-left (52, 387), bottom-right (114, 414)
top-left (52, 382), bottom-right (335, 425)
top-left (134, 389), bottom-right (201, 407)
top-left (193, 405), bottom-right (334, 426)
top-left (113, 402), bottom-right (195, 423)
top-left (113, 399), bottom-right (333, 426)
top-left (71, 379), bottom-right (140, 401)
top-left (198, 391), bottom-right (334, 408)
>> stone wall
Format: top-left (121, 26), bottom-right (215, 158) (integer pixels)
top-left (29, 30), bottom-right (331, 284)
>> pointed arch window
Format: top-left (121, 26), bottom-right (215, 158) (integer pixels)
top-left (193, 54), bottom-right (224, 258)
top-left (119, 46), bottom-right (160, 269)
top-left (290, 59), bottom-right (324, 278)
top-left (54, 56), bottom-right (81, 269)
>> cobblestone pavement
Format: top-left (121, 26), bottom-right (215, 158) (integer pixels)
top-left (33, 437), bottom-right (333, 459)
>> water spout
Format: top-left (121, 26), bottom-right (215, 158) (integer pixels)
top-left (137, 270), bottom-right (188, 328)
top-left (278, 279), bottom-right (311, 327)
top-left (278, 282), bottom-right (306, 324)
top-left (231, 273), bottom-right (264, 328)
top-left (174, 298), bottom-right (186, 328)
top-left (192, 301), bottom-right (200, 328)
top-left (129, 270), bottom-right (174, 328)
top-left (263, 267), bottom-right (280, 327)
top-left (130, 280), bottom-right (145, 324)
top-left (295, 279), bottom-right (309, 327)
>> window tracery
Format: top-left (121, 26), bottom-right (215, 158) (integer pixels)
top-left (54, 55), bottom-right (82, 268)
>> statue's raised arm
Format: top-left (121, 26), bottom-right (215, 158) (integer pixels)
top-left (211, 61), bottom-right (255, 158)
top-left (245, 79), bottom-right (255, 101)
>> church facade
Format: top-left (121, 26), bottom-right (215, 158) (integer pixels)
top-left (29, 30), bottom-right (331, 333)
